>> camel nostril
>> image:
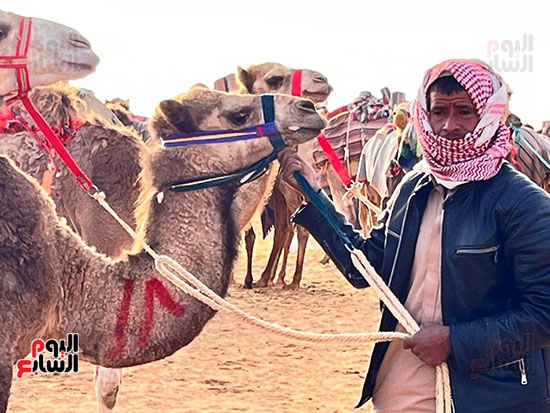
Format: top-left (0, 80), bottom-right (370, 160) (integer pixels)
top-left (296, 100), bottom-right (316, 113)
top-left (68, 32), bottom-right (91, 49)
top-left (313, 74), bottom-right (328, 83)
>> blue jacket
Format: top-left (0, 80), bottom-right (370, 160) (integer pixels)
top-left (292, 163), bottom-right (550, 412)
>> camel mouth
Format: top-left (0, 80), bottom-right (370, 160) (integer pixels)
top-left (60, 60), bottom-right (97, 74)
top-left (302, 90), bottom-right (331, 102)
top-left (287, 126), bottom-right (324, 135)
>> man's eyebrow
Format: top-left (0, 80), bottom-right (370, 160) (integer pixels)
top-left (455, 103), bottom-right (476, 110)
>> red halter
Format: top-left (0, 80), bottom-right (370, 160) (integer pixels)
top-left (0, 17), bottom-right (32, 103)
top-left (0, 17), bottom-right (94, 192)
top-left (291, 69), bottom-right (302, 97)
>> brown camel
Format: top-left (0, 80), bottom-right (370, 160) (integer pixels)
top-left (315, 91), bottom-right (395, 233)
top-left (0, 84), bottom-right (142, 260)
top-left (0, 88), bottom-right (325, 412)
top-left (506, 122), bottom-right (550, 193)
top-left (1, 85), bottom-right (164, 412)
top-left (0, 9), bottom-right (99, 98)
top-left (105, 98), bottom-right (150, 142)
top-left (218, 62), bottom-right (332, 289)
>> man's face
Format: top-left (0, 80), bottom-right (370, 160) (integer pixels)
top-left (428, 89), bottom-right (480, 139)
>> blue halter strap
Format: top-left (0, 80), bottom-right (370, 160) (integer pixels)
top-left (163, 95), bottom-right (287, 192)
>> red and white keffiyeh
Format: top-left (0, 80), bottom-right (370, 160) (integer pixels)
top-left (413, 59), bottom-right (512, 183)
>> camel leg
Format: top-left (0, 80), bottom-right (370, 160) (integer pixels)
top-left (286, 226), bottom-right (309, 289)
top-left (243, 228), bottom-right (256, 289)
top-left (358, 185), bottom-right (370, 237)
top-left (0, 352), bottom-right (12, 413)
top-left (254, 187), bottom-right (289, 288)
top-left (275, 227), bottom-right (294, 285)
top-left (254, 223), bottom-right (290, 288)
top-left (94, 366), bottom-right (123, 413)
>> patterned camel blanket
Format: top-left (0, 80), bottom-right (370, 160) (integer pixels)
top-left (512, 126), bottom-right (550, 187)
top-left (312, 90), bottom-right (395, 170)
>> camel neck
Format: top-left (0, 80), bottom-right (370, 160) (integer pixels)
top-left (53, 145), bottom-right (240, 367)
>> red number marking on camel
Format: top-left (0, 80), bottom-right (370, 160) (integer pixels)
top-left (109, 278), bottom-right (186, 357)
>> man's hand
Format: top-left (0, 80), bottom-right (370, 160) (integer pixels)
top-left (403, 323), bottom-right (451, 367)
top-left (277, 147), bottom-right (319, 196)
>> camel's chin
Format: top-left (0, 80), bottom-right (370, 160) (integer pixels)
top-left (29, 69), bottom-right (94, 89)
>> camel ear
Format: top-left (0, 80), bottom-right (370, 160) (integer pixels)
top-left (111, 108), bottom-right (133, 127)
top-left (237, 66), bottom-right (254, 93)
top-left (159, 100), bottom-right (197, 133)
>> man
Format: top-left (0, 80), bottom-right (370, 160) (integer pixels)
top-left (279, 59), bottom-right (550, 412)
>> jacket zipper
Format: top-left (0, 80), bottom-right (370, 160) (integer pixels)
top-left (492, 358), bottom-right (528, 385)
top-left (519, 358), bottom-right (528, 385)
top-left (385, 178), bottom-right (431, 289)
top-left (455, 246), bottom-right (499, 254)
top-left (455, 246), bottom-right (499, 263)
top-left (441, 189), bottom-right (457, 411)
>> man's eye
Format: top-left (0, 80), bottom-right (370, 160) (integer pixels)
top-left (228, 111), bottom-right (250, 126)
top-left (266, 76), bottom-right (284, 89)
top-left (0, 29), bottom-right (7, 41)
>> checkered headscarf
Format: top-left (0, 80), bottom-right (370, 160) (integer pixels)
top-left (413, 59), bottom-right (512, 182)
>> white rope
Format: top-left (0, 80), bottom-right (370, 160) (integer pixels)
top-left (92, 190), bottom-right (453, 412)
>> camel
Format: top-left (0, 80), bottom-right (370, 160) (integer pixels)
top-left (314, 91), bottom-right (395, 232)
top-left (105, 98), bottom-right (150, 142)
top-left (77, 88), bottom-right (126, 128)
top-left (505, 115), bottom-right (550, 193)
top-left (216, 63), bottom-right (332, 289)
top-left (0, 10), bottom-right (99, 99)
top-left (249, 140), bottom-right (319, 289)
top-left (0, 85), bottom-right (155, 412)
top-left (354, 103), bottom-right (414, 234)
top-left (0, 88), bottom-right (325, 412)
top-left (0, 84), bottom-right (142, 260)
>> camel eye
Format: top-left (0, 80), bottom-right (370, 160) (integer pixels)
top-left (228, 110), bottom-right (251, 127)
top-left (0, 26), bottom-right (8, 41)
top-left (265, 76), bottom-right (284, 89)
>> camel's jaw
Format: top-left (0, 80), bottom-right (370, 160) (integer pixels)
top-left (281, 123), bottom-right (326, 146)
top-left (58, 59), bottom-right (99, 75)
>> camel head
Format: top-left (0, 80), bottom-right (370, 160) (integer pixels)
top-left (0, 10), bottom-right (99, 97)
top-left (151, 87), bottom-right (326, 151)
top-left (236, 62), bottom-right (332, 104)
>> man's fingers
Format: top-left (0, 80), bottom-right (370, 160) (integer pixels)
top-left (402, 337), bottom-right (413, 349)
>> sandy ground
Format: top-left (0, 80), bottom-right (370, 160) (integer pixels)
top-left (9, 227), bottom-right (382, 413)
